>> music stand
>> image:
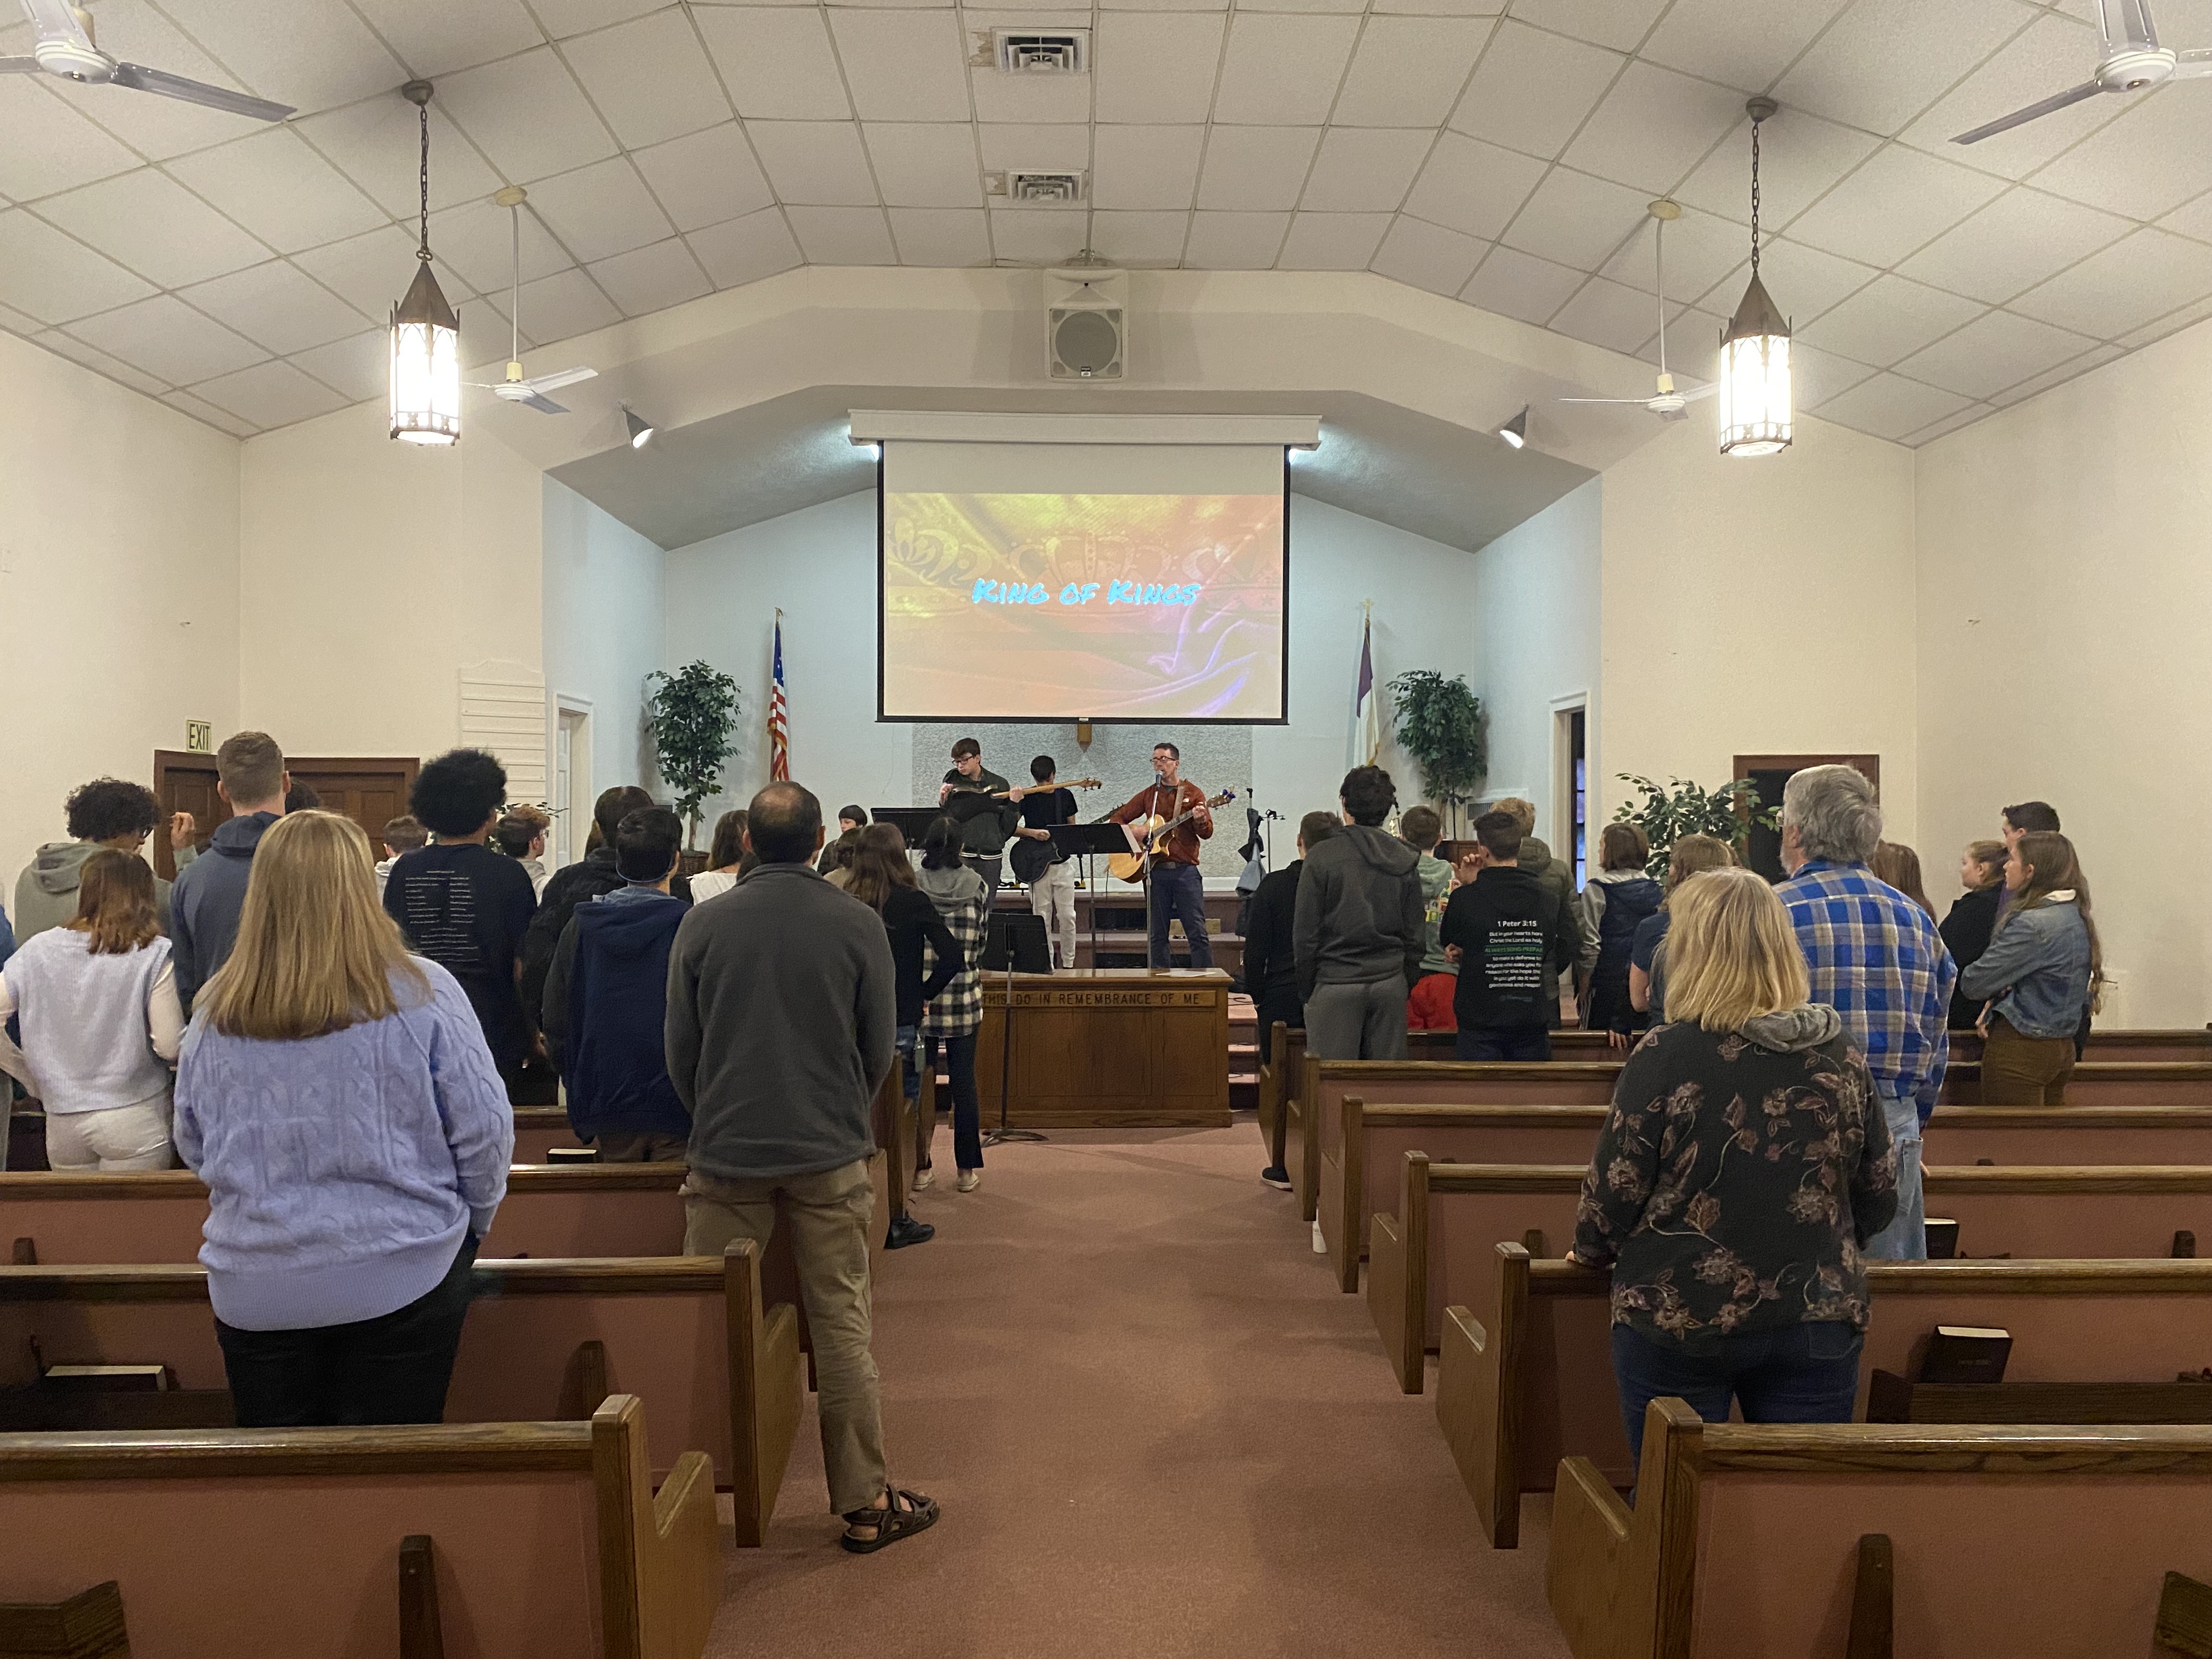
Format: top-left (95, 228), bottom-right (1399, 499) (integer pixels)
top-left (981, 914), bottom-right (1051, 1147)
top-left (871, 807), bottom-right (943, 844)
top-left (1052, 822), bottom-right (1139, 970)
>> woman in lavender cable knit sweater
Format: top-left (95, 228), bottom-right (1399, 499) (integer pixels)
top-left (175, 811), bottom-right (513, 1427)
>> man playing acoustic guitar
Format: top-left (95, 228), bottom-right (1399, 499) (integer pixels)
top-left (1107, 743), bottom-right (1216, 970)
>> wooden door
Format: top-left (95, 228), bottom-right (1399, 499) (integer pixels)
top-left (1733, 753), bottom-right (1880, 883)
top-left (153, 752), bottom-right (420, 879)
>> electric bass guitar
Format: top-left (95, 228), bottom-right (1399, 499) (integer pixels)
top-left (1001, 778), bottom-right (1105, 884)
top-left (1108, 788), bottom-right (1235, 885)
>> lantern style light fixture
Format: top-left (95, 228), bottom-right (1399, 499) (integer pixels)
top-left (390, 80), bottom-right (461, 445)
top-left (1718, 97), bottom-right (1792, 458)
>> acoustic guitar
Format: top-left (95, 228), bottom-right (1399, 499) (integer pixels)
top-left (1002, 778), bottom-right (1104, 884)
top-left (1108, 788), bottom-right (1236, 885)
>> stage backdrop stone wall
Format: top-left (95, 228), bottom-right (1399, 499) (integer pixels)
top-left (907, 723), bottom-right (1255, 879)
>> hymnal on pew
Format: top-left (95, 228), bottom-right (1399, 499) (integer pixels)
top-left (1919, 1326), bottom-right (2012, 1385)
top-left (1924, 1217), bottom-right (1960, 1257)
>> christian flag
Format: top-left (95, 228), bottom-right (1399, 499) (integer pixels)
top-left (768, 615), bottom-right (791, 782)
top-left (1354, 608), bottom-right (1380, 766)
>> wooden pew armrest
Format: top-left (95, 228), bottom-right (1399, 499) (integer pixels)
top-left (647, 1450), bottom-right (721, 1659)
top-left (1438, 1304), bottom-right (1517, 1549)
top-left (1367, 1210), bottom-right (1421, 1394)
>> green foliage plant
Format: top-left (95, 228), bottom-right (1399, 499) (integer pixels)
top-left (645, 661), bottom-right (741, 848)
top-left (1611, 773), bottom-right (1778, 879)
top-left (1387, 669), bottom-right (1487, 834)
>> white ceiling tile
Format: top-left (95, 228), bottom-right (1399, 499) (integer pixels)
top-left (524, 158), bottom-right (675, 263)
top-left (969, 66), bottom-right (1091, 124)
top-left (155, 0), bottom-right (408, 116)
top-left (1370, 216), bottom-right (1488, 294)
top-left (2162, 188), bottom-right (2212, 244)
top-left (500, 266), bottom-right (620, 343)
top-left (1402, 133), bottom-right (1543, 240)
top-left (29, 328), bottom-right (172, 396)
top-left (988, 207), bottom-right (1087, 263)
top-left (1505, 0), bottom-right (1667, 51)
top-left (1276, 210), bottom-right (1390, 268)
top-left (36, 1), bottom-right (269, 159)
top-left (2009, 227), bottom-right (2212, 337)
top-left (785, 205), bottom-right (897, 263)
top-left (160, 389), bottom-right (259, 437)
top-left (1183, 210), bottom-right (1290, 268)
top-left (1094, 14), bottom-right (1227, 123)
top-left (865, 125), bottom-right (985, 207)
top-left (1237, 0), bottom-right (1364, 14)
top-left (1447, 21), bottom-right (1623, 160)
top-left (1671, 107), bottom-right (1879, 228)
top-left (436, 46), bottom-right (620, 183)
top-left (188, 358), bottom-right (349, 428)
top-left (1897, 12), bottom-right (2129, 180)
top-left (1097, 0), bottom-right (1227, 10)
top-left (1599, 206), bottom-right (1751, 305)
top-left (35, 170), bottom-right (270, 289)
top-left (746, 121), bottom-right (881, 205)
top-left (1985, 340), bottom-right (2123, 403)
top-left (527, 0), bottom-right (665, 37)
top-left (294, 99), bottom-right (504, 219)
top-left (1196, 127), bottom-right (1323, 211)
top-left (426, 196), bottom-right (572, 295)
top-left (1092, 126), bottom-right (1205, 209)
top-left (1889, 306), bottom-right (2099, 397)
top-left (1298, 128), bottom-right (1432, 212)
top-left (1211, 14), bottom-right (1362, 126)
top-left (1900, 403), bottom-right (1995, 445)
top-left (2116, 292), bottom-right (2212, 349)
top-left (633, 124), bottom-right (776, 232)
top-left (1373, 0), bottom-right (1503, 13)
top-left (2032, 87), bottom-right (2212, 222)
top-left (562, 8), bottom-right (733, 149)
top-left (164, 129), bottom-right (389, 256)
top-left (958, 9), bottom-right (1094, 27)
top-left (1497, 166), bottom-right (1651, 270)
top-left (1787, 340), bottom-right (1878, 407)
top-left (294, 223), bottom-right (475, 319)
top-left (1090, 209), bottom-right (1191, 266)
top-left (0, 210), bottom-right (152, 324)
top-left (1460, 242), bottom-right (1584, 321)
top-left (1697, 236), bottom-right (1880, 321)
top-left (888, 206), bottom-right (994, 264)
top-left (68, 294), bottom-right (268, 385)
top-left (1897, 187), bottom-right (2132, 305)
top-left (1795, 272), bottom-right (1985, 365)
top-left (0, 79), bottom-right (141, 203)
top-left (687, 206), bottom-right (804, 286)
top-left (1785, 145), bottom-right (2006, 268)
top-left (1560, 61), bottom-right (1750, 195)
top-left (1774, 0), bottom-right (2038, 136)
top-left (1810, 371), bottom-right (1972, 439)
top-left (588, 238), bottom-right (715, 314)
top-left (979, 125), bottom-right (1091, 172)
top-left (349, 0), bottom-right (547, 77)
top-left (695, 7), bottom-right (853, 120)
top-left (0, 302), bottom-right (36, 334)
top-left (1548, 275), bottom-right (1666, 353)
top-left (178, 260), bottom-right (372, 354)
top-left (289, 328), bottom-right (396, 403)
top-left (1643, 302), bottom-right (1723, 374)
top-left (1331, 18), bottom-right (1493, 127)
top-left (1639, 0), bottom-right (1850, 94)
top-left (827, 13), bottom-right (973, 121)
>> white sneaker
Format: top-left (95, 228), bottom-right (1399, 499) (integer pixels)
top-left (1311, 1219), bottom-right (1326, 1254)
top-left (956, 1169), bottom-right (980, 1193)
top-left (911, 1167), bottom-right (935, 1192)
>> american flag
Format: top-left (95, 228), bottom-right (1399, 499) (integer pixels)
top-left (768, 614), bottom-right (790, 782)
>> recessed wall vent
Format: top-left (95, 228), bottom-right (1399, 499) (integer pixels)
top-left (1005, 170), bottom-right (1087, 204)
top-left (989, 29), bottom-right (1088, 72)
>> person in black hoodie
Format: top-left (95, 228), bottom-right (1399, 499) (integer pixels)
top-left (1244, 810), bottom-right (1338, 1188)
top-left (1293, 766), bottom-right (1425, 1062)
top-left (540, 808), bottom-right (692, 1162)
top-left (519, 785), bottom-right (656, 1021)
top-left (1940, 839), bottom-right (2007, 1030)
top-left (938, 737), bottom-right (1018, 899)
top-left (168, 731), bottom-right (290, 1014)
top-left (1440, 811), bottom-right (1584, 1061)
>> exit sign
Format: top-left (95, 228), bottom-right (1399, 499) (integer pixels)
top-left (186, 721), bottom-right (212, 753)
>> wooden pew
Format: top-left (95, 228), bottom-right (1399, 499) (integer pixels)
top-left (1255, 1022), bottom-right (1296, 1181)
top-left (0, 1393), bottom-right (717, 1659)
top-left (1549, 1398), bottom-right (2212, 1659)
top-left (1319, 1098), bottom-right (2212, 1291)
top-left (1438, 1249), bottom-right (2212, 1547)
top-left (1368, 1156), bottom-right (2212, 1391)
top-left (512, 1104), bottom-right (582, 1164)
top-left (0, 1242), bottom-right (804, 1548)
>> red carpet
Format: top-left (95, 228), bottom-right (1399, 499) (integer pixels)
top-left (708, 1126), bottom-right (1565, 1658)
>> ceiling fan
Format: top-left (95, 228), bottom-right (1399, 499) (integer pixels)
top-left (0, 0), bottom-right (292, 121)
top-left (467, 185), bottom-right (597, 416)
top-left (1559, 199), bottom-right (1718, 422)
top-left (1953, 0), bottom-right (2211, 143)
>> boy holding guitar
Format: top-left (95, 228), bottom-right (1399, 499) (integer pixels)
top-left (1107, 743), bottom-right (1224, 971)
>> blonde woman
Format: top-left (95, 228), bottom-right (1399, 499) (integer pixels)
top-left (1627, 833), bottom-right (1736, 1024)
top-left (1940, 839), bottom-right (2008, 1030)
top-left (1570, 867), bottom-right (1897, 1462)
top-left (175, 812), bottom-right (513, 1427)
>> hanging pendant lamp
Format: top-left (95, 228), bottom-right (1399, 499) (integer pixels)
top-left (390, 80), bottom-right (461, 445)
top-left (1718, 97), bottom-right (1792, 458)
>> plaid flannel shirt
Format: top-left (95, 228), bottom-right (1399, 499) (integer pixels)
top-left (923, 883), bottom-right (989, 1039)
top-left (1776, 859), bottom-right (1957, 1123)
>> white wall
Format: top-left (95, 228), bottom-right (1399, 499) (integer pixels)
top-left (0, 333), bottom-right (240, 889)
top-left (542, 477), bottom-right (665, 810)
top-left (1916, 326), bottom-right (2212, 1026)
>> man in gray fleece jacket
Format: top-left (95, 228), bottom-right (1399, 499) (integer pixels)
top-left (663, 781), bottom-right (938, 1554)
top-left (1294, 765), bottom-right (1426, 1062)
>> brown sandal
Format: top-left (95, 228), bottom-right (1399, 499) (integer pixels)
top-left (841, 1487), bottom-right (939, 1554)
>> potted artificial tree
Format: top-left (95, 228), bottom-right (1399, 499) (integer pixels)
top-left (1386, 669), bottom-right (1487, 837)
top-left (645, 660), bottom-right (742, 854)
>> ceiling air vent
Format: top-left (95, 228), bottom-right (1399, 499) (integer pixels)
top-left (1007, 170), bottom-right (1086, 204)
top-left (991, 29), bottom-right (1087, 72)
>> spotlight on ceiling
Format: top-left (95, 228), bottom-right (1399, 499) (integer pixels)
top-left (622, 407), bottom-right (656, 449)
top-left (1498, 407), bottom-right (1528, 450)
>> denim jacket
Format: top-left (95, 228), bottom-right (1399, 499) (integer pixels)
top-left (1959, 896), bottom-right (2090, 1040)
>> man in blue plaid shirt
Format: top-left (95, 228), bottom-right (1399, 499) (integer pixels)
top-left (1775, 765), bottom-right (1956, 1262)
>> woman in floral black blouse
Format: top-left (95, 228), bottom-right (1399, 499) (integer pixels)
top-left (1570, 866), bottom-right (1898, 1462)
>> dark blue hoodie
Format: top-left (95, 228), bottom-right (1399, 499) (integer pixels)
top-left (169, 811), bottom-right (279, 1014)
top-left (541, 889), bottom-right (692, 1142)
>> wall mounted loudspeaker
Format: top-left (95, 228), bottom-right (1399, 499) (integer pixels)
top-left (1045, 264), bottom-right (1127, 380)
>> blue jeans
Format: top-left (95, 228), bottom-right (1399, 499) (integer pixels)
top-left (1455, 1026), bottom-right (1551, 1062)
top-left (1147, 861), bottom-right (1212, 968)
top-left (898, 1025), bottom-right (921, 1104)
top-left (1860, 1092), bottom-right (1926, 1261)
top-left (1611, 1321), bottom-right (1863, 1464)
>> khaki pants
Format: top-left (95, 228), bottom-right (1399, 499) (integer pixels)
top-left (681, 1159), bottom-right (887, 1515)
top-left (1980, 1017), bottom-right (2076, 1104)
top-left (1029, 859), bottom-right (1079, 968)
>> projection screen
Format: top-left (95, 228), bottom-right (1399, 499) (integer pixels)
top-left (876, 429), bottom-right (1292, 723)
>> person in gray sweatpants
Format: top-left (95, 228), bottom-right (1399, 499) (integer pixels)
top-left (1293, 765), bottom-right (1426, 1062)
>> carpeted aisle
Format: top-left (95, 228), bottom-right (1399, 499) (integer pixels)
top-left (709, 1126), bottom-right (1566, 1659)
